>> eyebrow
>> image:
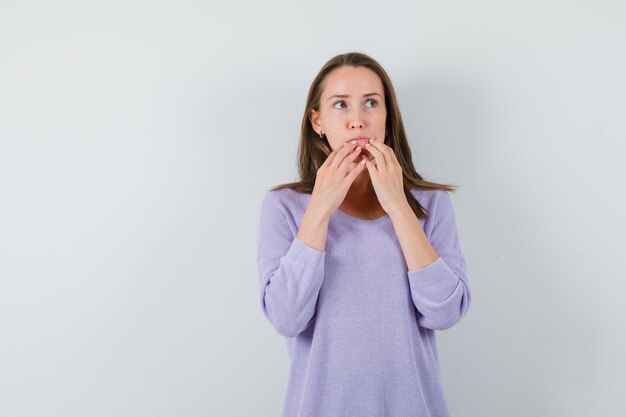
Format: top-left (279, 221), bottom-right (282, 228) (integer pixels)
top-left (327, 92), bottom-right (382, 102)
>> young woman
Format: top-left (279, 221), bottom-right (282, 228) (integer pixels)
top-left (256, 52), bottom-right (471, 417)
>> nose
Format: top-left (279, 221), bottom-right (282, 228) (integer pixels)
top-left (350, 113), bottom-right (364, 129)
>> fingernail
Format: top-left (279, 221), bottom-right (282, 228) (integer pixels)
top-left (350, 140), bottom-right (357, 144)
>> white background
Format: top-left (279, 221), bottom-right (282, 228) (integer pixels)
top-left (1, 1), bottom-right (625, 416)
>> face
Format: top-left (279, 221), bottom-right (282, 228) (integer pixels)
top-left (309, 65), bottom-right (387, 163)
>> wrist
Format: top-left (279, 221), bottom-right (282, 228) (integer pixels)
top-left (387, 199), bottom-right (412, 219)
top-left (305, 196), bottom-right (333, 224)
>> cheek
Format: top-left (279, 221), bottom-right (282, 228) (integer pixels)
top-left (330, 140), bottom-right (345, 152)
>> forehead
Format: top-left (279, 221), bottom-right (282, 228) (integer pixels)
top-left (322, 66), bottom-right (383, 97)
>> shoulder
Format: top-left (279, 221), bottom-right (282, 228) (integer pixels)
top-left (260, 187), bottom-right (306, 213)
top-left (258, 187), bottom-right (310, 229)
top-left (257, 187), bottom-right (308, 240)
top-left (408, 188), bottom-right (457, 233)
top-left (408, 187), bottom-right (452, 211)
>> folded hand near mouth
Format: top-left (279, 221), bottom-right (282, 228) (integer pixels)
top-left (363, 137), bottom-right (408, 215)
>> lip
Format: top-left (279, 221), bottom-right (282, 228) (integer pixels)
top-left (348, 136), bottom-right (370, 145)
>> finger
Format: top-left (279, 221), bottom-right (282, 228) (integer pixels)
top-left (365, 141), bottom-right (386, 167)
top-left (337, 146), bottom-right (362, 173)
top-left (371, 138), bottom-right (400, 166)
top-left (330, 142), bottom-right (358, 170)
top-left (322, 144), bottom-right (342, 167)
top-left (323, 143), bottom-right (344, 167)
top-left (373, 138), bottom-right (397, 163)
top-left (346, 157), bottom-right (367, 182)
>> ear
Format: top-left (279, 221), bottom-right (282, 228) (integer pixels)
top-left (309, 109), bottom-right (322, 134)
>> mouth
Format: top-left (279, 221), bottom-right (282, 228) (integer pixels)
top-left (348, 136), bottom-right (369, 145)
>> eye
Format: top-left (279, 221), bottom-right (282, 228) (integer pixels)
top-left (333, 99), bottom-right (377, 109)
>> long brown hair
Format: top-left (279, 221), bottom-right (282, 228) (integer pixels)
top-left (269, 51), bottom-right (460, 221)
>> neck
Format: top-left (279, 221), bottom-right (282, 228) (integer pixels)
top-left (345, 170), bottom-right (377, 207)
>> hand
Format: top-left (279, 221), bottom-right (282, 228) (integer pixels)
top-left (311, 142), bottom-right (367, 216)
top-left (363, 138), bottom-right (408, 214)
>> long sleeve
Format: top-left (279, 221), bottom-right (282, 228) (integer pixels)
top-left (256, 191), bottom-right (326, 337)
top-left (407, 190), bottom-right (471, 330)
